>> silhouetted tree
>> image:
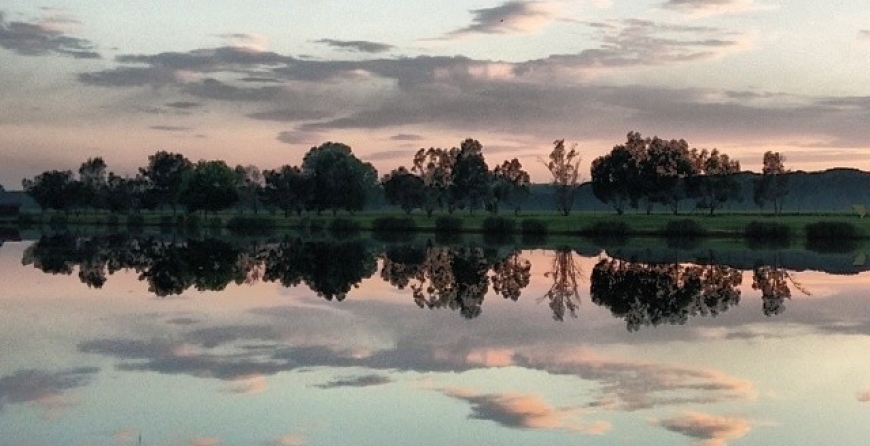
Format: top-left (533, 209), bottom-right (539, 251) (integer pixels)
top-left (753, 151), bottom-right (789, 214)
top-left (541, 249), bottom-right (582, 321)
top-left (644, 137), bottom-right (697, 215)
top-left (491, 250), bottom-right (531, 301)
top-left (543, 139), bottom-right (581, 216)
top-left (262, 165), bottom-right (310, 216)
top-left (302, 142), bottom-right (378, 215)
top-left (689, 149), bottom-right (742, 215)
top-left (382, 167), bottom-right (425, 215)
top-left (451, 139), bottom-right (491, 214)
top-left (751, 260), bottom-right (808, 316)
top-left (139, 151), bottom-right (193, 214)
top-left (412, 147), bottom-right (457, 216)
top-left (22, 170), bottom-right (76, 212)
top-left (180, 160), bottom-right (240, 214)
top-left (489, 158), bottom-right (530, 215)
top-left (234, 164), bottom-right (263, 214)
top-left (590, 133), bottom-right (644, 215)
top-left (78, 157), bottom-right (108, 212)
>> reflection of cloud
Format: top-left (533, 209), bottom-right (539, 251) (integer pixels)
top-left (0, 10), bottom-right (100, 58)
top-left (442, 1), bottom-right (560, 39)
top-left (270, 434), bottom-right (306, 446)
top-left (441, 387), bottom-right (610, 434)
top-left (857, 389), bottom-right (870, 402)
top-left (225, 374), bottom-right (268, 394)
top-left (190, 436), bottom-right (220, 446)
top-left (656, 412), bottom-right (751, 446)
top-left (0, 367), bottom-right (99, 416)
top-left (313, 374), bottom-right (391, 389)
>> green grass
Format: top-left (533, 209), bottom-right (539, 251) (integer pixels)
top-left (16, 209), bottom-right (870, 239)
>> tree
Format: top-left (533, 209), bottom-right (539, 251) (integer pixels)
top-left (104, 173), bottom-right (141, 213)
top-left (451, 139), bottom-right (491, 213)
top-left (302, 142), bottom-right (377, 215)
top-left (412, 147), bottom-right (457, 216)
top-left (643, 137), bottom-right (697, 215)
top-left (382, 167), bottom-right (425, 215)
top-left (234, 164), bottom-right (264, 214)
top-left (753, 151), bottom-right (789, 214)
top-left (590, 134), bottom-right (644, 215)
top-left (139, 151), bottom-right (193, 214)
top-left (22, 170), bottom-right (76, 212)
top-left (262, 165), bottom-right (311, 216)
top-left (689, 149), bottom-right (742, 215)
top-left (78, 157), bottom-right (108, 212)
top-left (490, 158), bottom-right (530, 215)
top-left (180, 160), bottom-right (240, 214)
top-left (543, 139), bottom-right (581, 216)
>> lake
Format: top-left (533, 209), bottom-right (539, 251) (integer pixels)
top-left (1, 231), bottom-right (869, 445)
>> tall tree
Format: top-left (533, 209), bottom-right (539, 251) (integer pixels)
top-left (543, 139), bottom-right (581, 216)
top-left (139, 151), bottom-right (193, 214)
top-left (262, 165), bottom-right (311, 216)
top-left (180, 160), bottom-right (240, 214)
top-left (412, 147), bottom-right (457, 216)
top-left (104, 172), bottom-right (141, 213)
top-left (689, 149), bottom-right (742, 215)
top-left (302, 142), bottom-right (377, 215)
top-left (489, 158), bottom-right (530, 215)
top-left (22, 170), bottom-right (76, 212)
top-left (78, 157), bottom-right (108, 212)
top-left (451, 139), bottom-right (491, 214)
top-left (234, 164), bottom-right (264, 214)
top-left (590, 134), bottom-right (645, 215)
top-left (643, 137), bottom-right (697, 215)
top-left (753, 151), bottom-right (789, 214)
top-left (382, 167), bottom-right (425, 215)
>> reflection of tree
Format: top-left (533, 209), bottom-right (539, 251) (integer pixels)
top-left (541, 249), bottom-right (582, 321)
top-left (261, 237), bottom-right (377, 301)
top-left (381, 245), bottom-right (531, 319)
top-left (751, 261), bottom-right (809, 316)
top-left (590, 259), bottom-right (742, 331)
top-left (138, 239), bottom-right (245, 296)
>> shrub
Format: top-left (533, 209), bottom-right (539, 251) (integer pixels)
top-left (126, 214), bottom-right (145, 228)
top-left (662, 219), bottom-right (707, 238)
top-left (371, 216), bottom-right (418, 233)
top-left (482, 216), bottom-right (516, 234)
top-left (226, 216), bottom-right (276, 235)
top-left (582, 220), bottom-right (629, 237)
top-left (521, 219), bottom-right (548, 235)
top-left (805, 221), bottom-right (859, 240)
top-left (745, 221), bottom-right (791, 239)
top-left (435, 216), bottom-right (463, 234)
top-left (329, 217), bottom-right (360, 236)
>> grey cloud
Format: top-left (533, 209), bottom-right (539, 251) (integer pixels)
top-left (166, 317), bottom-right (199, 325)
top-left (185, 325), bottom-right (281, 349)
top-left (362, 150), bottom-right (413, 162)
top-left (0, 367), bottom-right (99, 409)
top-left (661, 0), bottom-right (758, 15)
top-left (115, 46), bottom-right (290, 72)
top-left (150, 125), bottom-right (192, 132)
top-left (313, 374), bottom-right (391, 389)
top-left (166, 101), bottom-right (203, 109)
top-left (79, 66), bottom-right (178, 87)
top-left (443, 1), bottom-right (559, 38)
top-left (0, 11), bottom-right (100, 59)
top-left (657, 412), bottom-right (751, 445)
top-left (247, 109), bottom-right (333, 122)
top-left (277, 130), bottom-right (319, 145)
top-left (181, 78), bottom-right (288, 102)
top-left (390, 134), bottom-right (425, 141)
top-left (314, 39), bottom-right (394, 54)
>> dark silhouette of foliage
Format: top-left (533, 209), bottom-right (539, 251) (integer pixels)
top-left (138, 151), bottom-right (193, 214)
top-left (412, 147), bottom-right (456, 216)
top-left (541, 249), bottom-right (583, 321)
top-left (753, 151), bottom-right (789, 214)
top-left (382, 167), bottom-right (425, 215)
top-left (451, 139), bottom-right (491, 213)
top-left (262, 165), bottom-right (311, 216)
top-left (180, 160), bottom-right (240, 214)
top-left (689, 149), bottom-right (742, 215)
top-left (22, 170), bottom-right (76, 212)
top-left (543, 139), bottom-right (581, 216)
top-left (490, 158), bottom-right (530, 215)
top-left (302, 142), bottom-right (378, 215)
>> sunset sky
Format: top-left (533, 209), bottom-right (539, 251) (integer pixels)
top-left (3, 0), bottom-right (870, 189)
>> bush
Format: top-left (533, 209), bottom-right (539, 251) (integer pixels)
top-left (371, 216), bottom-right (418, 233)
top-left (745, 221), bottom-right (791, 239)
top-left (226, 216), bottom-right (276, 235)
top-left (329, 217), bottom-right (360, 236)
top-left (521, 219), bottom-right (548, 235)
top-left (435, 216), bottom-right (463, 234)
top-left (482, 216), bottom-right (516, 234)
top-left (805, 221), bottom-right (860, 252)
top-left (662, 219), bottom-right (707, 238)
top-left (126, 214), bottom-right (144, 228)
top-left (805, 221), bottom-right (859, 239)
top-left (48, 214), bottom-right (68, 230)
top-left (581, 220), bottom-right (629, 237)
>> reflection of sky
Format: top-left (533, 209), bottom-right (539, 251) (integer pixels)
top-left (2, 242), bottom-right (870, 445)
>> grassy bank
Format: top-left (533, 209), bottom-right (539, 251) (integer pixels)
top-left (14, 209), bottom-right (870, 240)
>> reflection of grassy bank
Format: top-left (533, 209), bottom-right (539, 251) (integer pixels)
top-left (15, 210), bottom-right (870, 240)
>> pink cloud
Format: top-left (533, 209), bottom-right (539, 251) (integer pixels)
top-left (657, 411), bottom-right (751, 446)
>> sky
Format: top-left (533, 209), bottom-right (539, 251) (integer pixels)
top-left (3, 0), bottom-right (870, 189)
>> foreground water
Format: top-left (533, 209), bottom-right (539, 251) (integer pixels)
top-left (1, 232), bottom-right (869, 446)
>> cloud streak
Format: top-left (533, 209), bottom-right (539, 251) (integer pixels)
top-left (0, 10), bottom-right (100, 58)
top-left (443, 1), bottom-right (560, 38)
top-left (656, 411), bottom-right (752, 446)
top-left (314, 39), bottom-right (394, 54)
top-left (661, 0), bottom-right (770, 17)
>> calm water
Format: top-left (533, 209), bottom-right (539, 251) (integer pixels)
top-left (1, 232), bottom-right (869, 446)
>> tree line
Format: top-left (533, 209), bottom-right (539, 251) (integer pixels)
top-left (20, 132), bottom-right (788, 216)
